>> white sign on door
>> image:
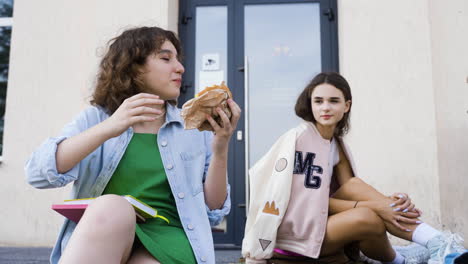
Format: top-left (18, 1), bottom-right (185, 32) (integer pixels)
top-left (198, 70), bottom-right (224, 93)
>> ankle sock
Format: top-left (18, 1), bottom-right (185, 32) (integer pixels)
top-left (412, 223), bottom-right (442, 246)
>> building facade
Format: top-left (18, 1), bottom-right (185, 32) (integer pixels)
top-left (0, 0), bottom-right (467, 248)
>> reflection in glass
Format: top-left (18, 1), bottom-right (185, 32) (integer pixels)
top-left (0, 0), bottom-right (13, 17)
top-left (245, 3), bottom-right (321, 166)
top-left (195, 6), bottom-right (227, 94)
top-left (195, 6), bottom-right (228, 233)
top-left (0, 26), bottom-right (11, 155)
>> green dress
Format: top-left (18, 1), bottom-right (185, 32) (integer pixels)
top-left (102, 133), bottom-right (196, 264)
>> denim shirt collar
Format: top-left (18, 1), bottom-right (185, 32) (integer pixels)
top-left (165, 102), bottom-right (184, 126)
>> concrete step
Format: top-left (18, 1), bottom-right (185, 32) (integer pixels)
top-left (0, 247), bottom-right (242, 264)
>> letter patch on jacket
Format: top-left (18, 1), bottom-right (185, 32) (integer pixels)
top-left (293, 151), bottom-right (322, 189)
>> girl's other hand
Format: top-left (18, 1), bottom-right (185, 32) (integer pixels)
top-left (389, 192), bottom-right (422, 217)
top-left (371, 199), bottom-right (421, 232)
top-left (206, 99), bottom-right (241, 156)
top-left (103, 93), bottom-right (165, 138)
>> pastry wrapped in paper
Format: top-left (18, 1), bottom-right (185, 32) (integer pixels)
top-left (181, 82), bottom-right (232, 131)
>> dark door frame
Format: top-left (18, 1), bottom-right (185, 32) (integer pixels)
top-left (178, 0), bottom-right (339, 247)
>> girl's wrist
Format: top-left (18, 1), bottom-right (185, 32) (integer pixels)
top-left (367, 200), bottom-right (388, 216)
top-left (212, 140), bottom-right (230, 157)
top-left (97, 120), bottom-right (119, 140)
top-left (212, 148), bottom-right (228, 158)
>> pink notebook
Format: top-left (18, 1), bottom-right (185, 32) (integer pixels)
top-left (51, 203), bottom-right (146, 223)
top-left (52, 204), bottom-right (88, 223)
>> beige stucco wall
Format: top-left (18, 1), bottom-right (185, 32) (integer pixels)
top-left (339, 0), bottom-right (467, 245)
top-left (0, 0), bottom-right (178, 246)
top-left (428, 0), bottom-right (468, 239)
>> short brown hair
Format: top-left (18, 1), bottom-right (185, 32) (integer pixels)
top-left (295, 72), bottom-right (352, 137)
top-left (90, 26), bottom-right (182, 114)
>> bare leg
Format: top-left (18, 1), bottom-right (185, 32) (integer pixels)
top-left (333, 177), bottom-right (419, 241)
top-left (321, 207), bottom-right (395, 261)
top-left (59, 194), bottom-right (137, 264)
top-left (127, 245), bottom-right (161, 264)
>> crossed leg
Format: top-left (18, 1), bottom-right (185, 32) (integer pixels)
top-left (333, 177), bottom-right (420, 242)
top-left (321, 207), bottom-right (396, 261)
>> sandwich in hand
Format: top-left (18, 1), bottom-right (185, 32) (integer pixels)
top-left (181, 82), bottom-right (232, 131)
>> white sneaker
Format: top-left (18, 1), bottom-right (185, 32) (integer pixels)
top-left (427, 232), bottom-right (466, 264)
top-left (393, 243), bottom-right (430, 264)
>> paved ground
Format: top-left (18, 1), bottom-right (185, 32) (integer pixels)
top-left (0, 248), bottom-right (50, 264)
top-left (0, 247), bottom-right (242, 264)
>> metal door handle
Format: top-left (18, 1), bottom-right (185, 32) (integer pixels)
top-left (244, 56), bottom-right (250, 215)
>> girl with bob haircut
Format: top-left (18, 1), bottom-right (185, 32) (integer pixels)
top-left (242, 72), bottom-right (465, 264)
top-left (26, 26), bottom-right (241, 264)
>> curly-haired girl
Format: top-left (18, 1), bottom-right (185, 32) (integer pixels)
top-left (26, 26), bottom-right (241, 264)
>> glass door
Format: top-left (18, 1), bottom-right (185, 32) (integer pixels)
top-left (178, 0), bottom-right (338, 247)
top-left (236, 0), bottom-right (338, 244)
top-left (244, 2), bottom-right (322, 174)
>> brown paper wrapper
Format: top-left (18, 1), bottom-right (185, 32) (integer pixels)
top-left (181, 82), bottom-right (232, 131)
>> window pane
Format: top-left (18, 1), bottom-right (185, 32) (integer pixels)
top-left (0, 0), bottom-right (13, 17)
top-left (245, 3), bottom-right (321, 166)
top-left (0, 26), bottom-right (11, 155)
top-left (195, 6), bottom-right (228, 95)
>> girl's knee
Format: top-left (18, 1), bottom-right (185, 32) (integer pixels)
top-left (342, 176), bottom-right (363, 187)
top-left (82, 194), bottom-right (136, 233)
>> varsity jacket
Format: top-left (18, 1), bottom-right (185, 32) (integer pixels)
top-left (242, 122), bottom-right (358, 263)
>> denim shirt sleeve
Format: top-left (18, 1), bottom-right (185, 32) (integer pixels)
top-left (25, 107), bottom-right (99, 189)
top-left (202, 131), bottom-right (232, 226)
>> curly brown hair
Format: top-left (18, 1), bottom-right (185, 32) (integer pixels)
top-left (295, 72), bottom-right (352, 138)
top-left (90, 26), bottom-right (182, 114)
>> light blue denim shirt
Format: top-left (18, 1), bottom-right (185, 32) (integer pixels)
top-left (25, 103), bottom-right (231, 264)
